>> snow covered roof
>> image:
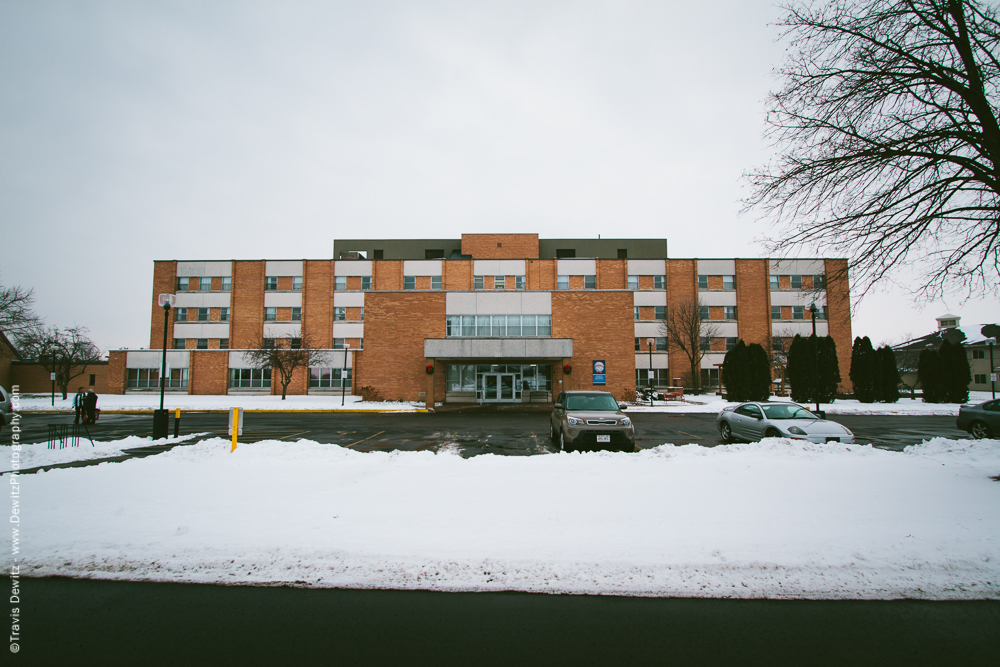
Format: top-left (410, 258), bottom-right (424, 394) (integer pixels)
top-left (894, 324), bottom-right (1000, 351)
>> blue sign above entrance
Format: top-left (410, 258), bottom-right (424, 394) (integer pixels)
top-left (592, 359), bottom-right (606, 385)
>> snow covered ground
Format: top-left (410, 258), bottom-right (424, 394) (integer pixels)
top-left (7, 436), bottom-right (999, 599)
top-left (17, 393), bottom-right (426, 413)
top-left (2, 433), bottom-right (204, 473)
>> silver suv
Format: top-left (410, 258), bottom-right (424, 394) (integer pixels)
top-left (550, 390), bottom-right (635, 452)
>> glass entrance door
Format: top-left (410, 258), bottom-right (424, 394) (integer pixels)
top-left (479, 373), bottom-right (522, 402)
top-left (499, 374), bottom-right (514, 400)
top-left (482, 374), bottom-right (499, 401)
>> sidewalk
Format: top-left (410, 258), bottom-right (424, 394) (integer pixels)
top-left (18, 394), bottom-right (428, 414)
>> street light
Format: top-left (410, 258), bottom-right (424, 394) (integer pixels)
top-left (988, 337), bottom-right (997, 400)
top-left (809, 302), bottom-right (821, 417)
top-left (341, 343), bottom-right (351, 406)
top-left (646, 337), bottom-right (655, 406)
top-left (153, 293), bottom-right (175, 439)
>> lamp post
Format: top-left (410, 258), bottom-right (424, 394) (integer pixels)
top-left (646, 337), bottom-right (655, 406)
top-left (153, 294), bottom-right (175, 439)
top-left (809, 302), bottom-right (821, 417)
top-left (341, 343), bottom-right (351, 407)
top-left (988, 338), bottom-right (997, 400)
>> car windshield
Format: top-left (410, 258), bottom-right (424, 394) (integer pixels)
top-left (761, 404), bottom-right (818, 420)
top-left (564, 394), bottom-right (620, 411)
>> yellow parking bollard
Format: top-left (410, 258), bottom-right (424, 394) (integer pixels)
top-left (228, 407), bottom-right (242, 452)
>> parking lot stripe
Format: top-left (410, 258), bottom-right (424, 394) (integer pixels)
top-left (345, 431), bottom-right (385, 448)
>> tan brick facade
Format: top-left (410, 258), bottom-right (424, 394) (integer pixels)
top-left (231, 261), bottom-right (265, 348)
top-left (363, 292), bottom-right (446, 401)
top-left (552, 291), bottom-right (635, 398)
top-left (190, 351), bottom-right (229, 395)
top-left (461, 233), bottom-right (539, 259)
top-left (666, 258), bottom-right (697, 384)
top-left (150, 261), bottom-right (177, 348)
top-left (825, 258), bottom-right (853, 392)
top-left (735, 259), bottom-right (771, 347)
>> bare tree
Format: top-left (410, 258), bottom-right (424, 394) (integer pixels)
top-left (747, 0), bottom-right (1000, 301)
top-left (243, 333), bottom-right (330, 400)
top-left (0, 279), bottom-right (43, 343)
top-left (660, 299), bottom-right (721, 394)
top-left (19, 326), bottom-right (102, 399)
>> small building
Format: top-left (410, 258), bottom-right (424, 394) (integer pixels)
top-left (893, 315), bottom-right (999, 394)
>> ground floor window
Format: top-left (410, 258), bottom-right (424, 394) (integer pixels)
top-left (309, 368), bottom-right (352, 388)
top-left (635, 369), bottom-right (670, 387)
top-left (701, 368), bottom-right (720, 388)
top-left (229, 368), bottom-right (271, 388)
top-left (128, 368), bottom-right (188, 389)
top-left (445, 364), bottom-right (552, 392)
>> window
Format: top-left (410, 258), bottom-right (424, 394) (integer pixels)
top-left (404, 276), bottom-right (416, 290)
top-left (770, 275), bottom-right (779, 290)
top-left (654, 275), bottom-right (665, 289)
top-left (656, 336), bottom-right (667, 351)
top-left (792, 305), bottom-right (805, 320)
top-left (196, 338), bottom-right (208, 349)
top-left (263, 339), bottom-right (275, 349)
top-left (89, 374), bottom-right (95, 385)
top-left (474, 275), bottom-right (485, 289)
top-left (265, 307), bottom-right (277, 321)
top-left (723, 275), bottom-right (735, 290)
top-left (291, 338), bottom-right (301, 349)
top-left (219, 338), bottom-right (229, 349)
top-left (360, 307), bottom-right (364, 321)
top-left (309, 368), bottom-right (352, 389)
top-left (222, 276), bottom-right (231, 291)
top-left (772, 336), bottom-right (785, 353)
top-left (335, 276), bottom-right (347, 291)
top-left (972, 349), bottom-right (986, 359)
top-left (293, 276), bottom-right (303, 290)
top-left (445, 315), bottom-right (552, 337)
top-left (635, 337), bottom-right (641, 351)
top-left (494, 276), bottom-right (505, 290)
top-left (726, 337), bottom-right (738, 351)
top-left (372, 249), bottom-right (384, 259)
top-left (220, 307), bottom-right (229, 321)
top-left (515, 275), bottom-right (525, 289)
top-left (557, 275), bottom-right (569, 289)
top-left (266, 276), bottom-right (278, 290)
top-left (699, 305), bottom-right (710, 320)
top-left (815, 305), bottom-right (828, 320)
top-left (175, 307), bottom-right (188, 322)
top-left (291, 307), bottom-right (301, 321)
top-left (584, 275), bottom-right (596, 289)
top-left (360, 276), bottom-right (371, 290)
top-left (814, 274), bottom-right (825, 289)
top-left (555, 248), bottom-right (576, 258)
top-left (173, 338), bottom-right (185, 349)
top-left (634, 307), bottom-right (640, 321)
top-left (197, 308), bottom-right (209, 321)
top-left (772, 306), bottom-right (782, 321)
top-left (431, 276), bottom-right (442, 290)
top-left (128, 368), bottom-right (190, 389)
top-left (332, 338), bottom-right (346, 349)
top-left (700, 336), bottom-right (711, 351)
top-left (698, 275), bottom-right (708, 290)
top-left (334, 307), bottom-right (346, 321)
top-left (628, 275), bottom-right (639, 290)
top-left (359, 338), bottom-right (363, 349)
top-left (724, 306), bottom-right (737, 320)
top-left (229, 368), bottom-right (271, 388)
top-left (974, 374), bottom-right (987, 384)
top-left (791, 275), bottom-right (803, 289)
top-left (200, 277), bottom-right (211, 291)
top-left (176, 277), bottom-right (187, 291)
top-left (654, 306), bottom-right (666, 320)
top-left (618, 249), bottom-right (628, 259)
top-left (701, 368), bottom-right (720, 388)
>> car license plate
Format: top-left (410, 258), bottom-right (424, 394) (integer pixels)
top-left (597, 435), bottom-right (611, 443)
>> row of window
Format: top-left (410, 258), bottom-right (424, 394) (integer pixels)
top-left (177, 277), bottom-right (231, 291)
top-left (629, 276), bottom-right (666, 290)
top-left (698, 275), bottom-right (736, 290)
top-left (771, 305), bottom-right (827, 321)
top-left (174, 338), bottom-right (229, 349)
top-left (266, 276), bottom-right (303, 291)
top-left (264, 307), bottom-right (301, 321)
top-left (770, 274), bottom-right (825, 290)
top-left (445, 315), bottom-right (553, 337)
top-left (176, 307), bottom-right (229, 322)
top-left (445, 364), bottom-right (553, 393)
top-left (228, 368), bottom-right (353, 389)
top-left (634, 306), bottom-right (667, 321)
top-left (127, 368), bottom-right (189, 389)
top-left (171, 338), bottom-right (363, 350)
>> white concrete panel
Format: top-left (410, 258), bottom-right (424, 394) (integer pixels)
top-left (174, 293), bottom-right (233, 308)
top-left (127, 350), bottom-right (190, 368)
top-left (173, 323), bottom-right (232, 339)
top-left (520, 291), bottom-right (552, 314)
top-left (446, 292), bottom-right (478, 315)
top-left (402, 260), bottom-right (443, 276)
top-left (424, 338), bottom-right (572, 358)
top-left (314, 350), bottom-right (353, 368)
top-left (633, 292), bottom-right (667, 307)
top-left (263, 323), bottom-right (302, 338)
top-left (633, 322), bottom-right (665, 338)
top-left (772, 322), bottom-right (829, 337)
top-left (263, 293), bottom-right (303, 307)
top-left (626, 259), bottom-right (666, 275)
top-left (334, 261), bottom-right (373, 276)
top-left (769, 259), bottom-right (825, 275)
top-left (333, 292), bottom-right (365, 307)
top-left (265, 260), bottom-right (303, 276)
top-left (701, 353), bottom-right (726, 369)
top-left (473, 259), bottom-right (527, 275)
top-left (332, 322), bottom-right (365, 338)
top-left (228, 351), bottom-right (255, 369)
top-left (697, 291), bottom-right (738, 306)
top-left (697, 259), bottom-right (736, 274)
top-left (557, 259), bottom-right (597, 275)
top-left (711, 322), bottom-right (740, 337)
top-left (770, 291), bottom-right (826, 306)
top-left (474, 292), bottom-right (524, 314)
top-left (176, 261), bottom-right (232, 277)
top-left (635, 353), bottom-right (669, 369)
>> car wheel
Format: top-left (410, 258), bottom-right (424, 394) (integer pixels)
top-left (764, 427), bottom-right (782, 439)
top-left (720, 421), bottom-right (733, 443)
top-left (560, 430), bottom-right (572, 453)
top-left (970, 421), bottom-right (993, 439)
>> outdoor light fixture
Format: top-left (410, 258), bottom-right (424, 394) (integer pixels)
top-left (646, 337), bottom-right (655, 406)
top-left (153, 293), bottom-right (176, 439)
top-left (809, 302), bottom-right (822, 417)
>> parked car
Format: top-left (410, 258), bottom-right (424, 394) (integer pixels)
top-left (550, 390), bottom-right (635, 452)
top-left (956, 398), bottom-right (1000, 439)
top-left (0, 386), bottom-right (11, 434)
top-left (716, 401), bottom-right (855, 444)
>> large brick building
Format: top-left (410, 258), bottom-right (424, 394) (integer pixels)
top-left (105, 234), bottom-right (852, 404)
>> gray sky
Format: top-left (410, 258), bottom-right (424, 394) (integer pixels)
top-left (1, 0), bottom-right (996, 352)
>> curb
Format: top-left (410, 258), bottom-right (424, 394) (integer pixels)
top-left (19, 409), bottom-right (429, 415)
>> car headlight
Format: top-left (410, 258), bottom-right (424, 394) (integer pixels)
top-left (788, 426), bottom-right (807, 435)
top-left (567, 416), bottom-right (584, 425)
top-left (620, 417), bottom-right (631, 426)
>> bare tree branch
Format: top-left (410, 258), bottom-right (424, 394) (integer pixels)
top-left (243, 333), bottom-right (331, 400)
top-left (18, 326), bottom-right (102, 399)
top-left (0, 279), bottom-right (43, 343)
top-left (659, 299), bottom-right (721, 393)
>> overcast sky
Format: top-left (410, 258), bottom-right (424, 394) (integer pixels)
top-left (1, 0), bottom-right (997, 352)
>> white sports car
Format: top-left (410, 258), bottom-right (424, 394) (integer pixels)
top-left (716, 402), bottom-right (855, 444)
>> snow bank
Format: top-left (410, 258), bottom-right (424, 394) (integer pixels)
top-left (17, 394), bottom-right (425, 413)
top-left (625, 392), bottom-right (995, 416)
top-left (7, 437), bottom-right (999, 599)
top-left (2, 434), bottom-right (204, 473)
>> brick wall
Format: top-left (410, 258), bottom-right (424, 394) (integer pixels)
top-left (552, 291), bottom-right (634, 398)
top-left (461, 234), bottom-right (539, 259)
top-left (597, 260), bottom-right (626, 289)
top-left (825, 258), bottom-right (853, 392)
top-left (150, 261), bottom-right (177, 348)
top-left (443, 260), bottom-right (472, 290)
top-left (106, 351), bottom-right (127, 394)
top-left (11, 361), bottom-right (110, 394)
top-left (363, 292), bottom-right (446, 401)
top-left (0, 335), bottom-right (17, 392)
top-left (231, 261), bottom-right (265, 348)
top-left (190, 351), bottom-right (229, 395)
top-left (736, 259), bottom-right (771, 347)
top-left (666, 259), bottom-right (697, 383)
top-left (375, 261), bottom-right (402, 290)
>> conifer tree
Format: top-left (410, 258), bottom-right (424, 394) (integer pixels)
top-left (877, 345), bottom-right (900, 403)
top-left (850, 337), bottom-right (876, 402)
top-left (940, 340), bottom-right (972, 404)
top-left (918, 348), bottom-right (946, 403)
top-left (818, 335), bottom-right (841, 403)
top-left (746, 342), bottom-right (772, 401)
top-left (723, 340), bottom-right (749, 401)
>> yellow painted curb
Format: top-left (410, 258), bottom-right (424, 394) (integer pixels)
top-left (20, 409), bottom-right (429, 415)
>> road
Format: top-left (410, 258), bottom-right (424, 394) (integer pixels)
top-left (8, 576), bottom-right (998, 666)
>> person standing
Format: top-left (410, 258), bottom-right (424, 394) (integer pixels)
top-left (72, 387), bottom-right (85, 424)
top-left (83, 388), bottom-right (98, 424)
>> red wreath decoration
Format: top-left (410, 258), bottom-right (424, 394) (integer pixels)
top-left (563, 364), bottom-right (572, 374)
top-left (425, 364), bottom-right (435, 374)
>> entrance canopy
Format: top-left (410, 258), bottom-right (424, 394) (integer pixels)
top-left (424, 338), bottom-right (572, 359)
